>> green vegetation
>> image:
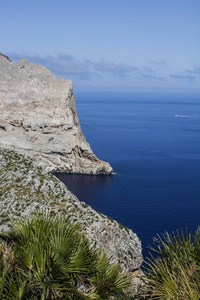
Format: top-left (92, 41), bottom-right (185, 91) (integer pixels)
top-left (0, 212), bottom-right (132, 299)
top-left (3, 149), bottom-right (200, 299)
top-left (141, 229), bottom-right (200, 299)
top-left (0, 149), bottom-right (77, 226)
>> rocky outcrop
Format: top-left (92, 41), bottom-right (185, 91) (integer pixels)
top-left (0, 149), bottom-right (143, 273)
top-left (0, 53), bottom-right (113, 174)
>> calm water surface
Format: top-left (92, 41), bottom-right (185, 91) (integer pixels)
top-left (56, 92), bottom-right (200, 258)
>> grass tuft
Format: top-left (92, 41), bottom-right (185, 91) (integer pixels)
top-left (141, 229), bottom-right (200, 299)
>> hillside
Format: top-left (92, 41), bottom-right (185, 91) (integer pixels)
top-left (0, 149), bottom-right (143, 273)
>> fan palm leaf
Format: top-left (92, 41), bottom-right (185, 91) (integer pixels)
top-left (0, 211), bottom-right (132, 299)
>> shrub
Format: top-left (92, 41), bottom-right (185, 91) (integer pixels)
top-left (0, 211), bottom-right (132, 299)
top-left (142, 229), bottom-right (200, 299)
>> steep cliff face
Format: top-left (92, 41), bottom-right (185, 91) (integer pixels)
top-left (0, 53), bottom-right (113, 174)
top-left (0, 149), bottom-right (143, 273)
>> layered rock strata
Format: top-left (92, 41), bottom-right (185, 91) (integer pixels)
top-left (0, 149), bottom-right (143, 272)
top-left (0, 53), bottom-right (113, 174)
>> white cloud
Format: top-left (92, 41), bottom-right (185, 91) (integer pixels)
top-left (6, 52), bottom-right (199, 90)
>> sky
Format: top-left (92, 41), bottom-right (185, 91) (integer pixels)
top-left (1, 0), bottom-right (200, 92)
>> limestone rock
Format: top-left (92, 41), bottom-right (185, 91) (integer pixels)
top-left (0, 149), bottom-right (143, 272)
top-left (0, 53), bottom-right (113, 174)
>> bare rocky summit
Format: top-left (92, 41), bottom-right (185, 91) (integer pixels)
top-left (0, 149), bottom-right (143, 274)
top-left (0, 53), bottom-right (113, 174)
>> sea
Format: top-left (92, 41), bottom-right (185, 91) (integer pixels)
top-left (55, 91), bottom-right (200, 259)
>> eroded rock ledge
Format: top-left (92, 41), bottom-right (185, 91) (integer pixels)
top-left (0, 149), bottom-right (143, 273)
top-left (0, 53), bottom-right (113, 175)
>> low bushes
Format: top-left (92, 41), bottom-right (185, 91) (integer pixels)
top-left (0, 212), bottom-right (132, 299)
top-left (142, 229), bottom-right (200, 299)
top-left (1, 210), bottom-right (200, 299)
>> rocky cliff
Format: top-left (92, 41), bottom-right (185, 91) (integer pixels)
top-left (0, 149), bottom-right (143, 273)
top-left (0, 53), bottom-right (113, 174)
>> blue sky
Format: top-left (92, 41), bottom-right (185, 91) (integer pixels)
top-left (1, 0), bottom-right (200, 92)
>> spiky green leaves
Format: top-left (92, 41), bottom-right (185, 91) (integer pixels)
top-left (0, 212), bottom-right (132, 299)
top-left (143, 230), bottom-right (200, 299)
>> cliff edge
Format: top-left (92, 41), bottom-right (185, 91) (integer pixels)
top-left (0, 53), bottom-right (113, 174)
top-left (0, 149), bottom-right (143, 273)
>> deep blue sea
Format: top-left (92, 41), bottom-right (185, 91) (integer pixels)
top-left (56, 92), bottom-right (200, 259)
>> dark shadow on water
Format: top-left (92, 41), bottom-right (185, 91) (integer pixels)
top-left (54, 173), bottom-right (113, 203)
